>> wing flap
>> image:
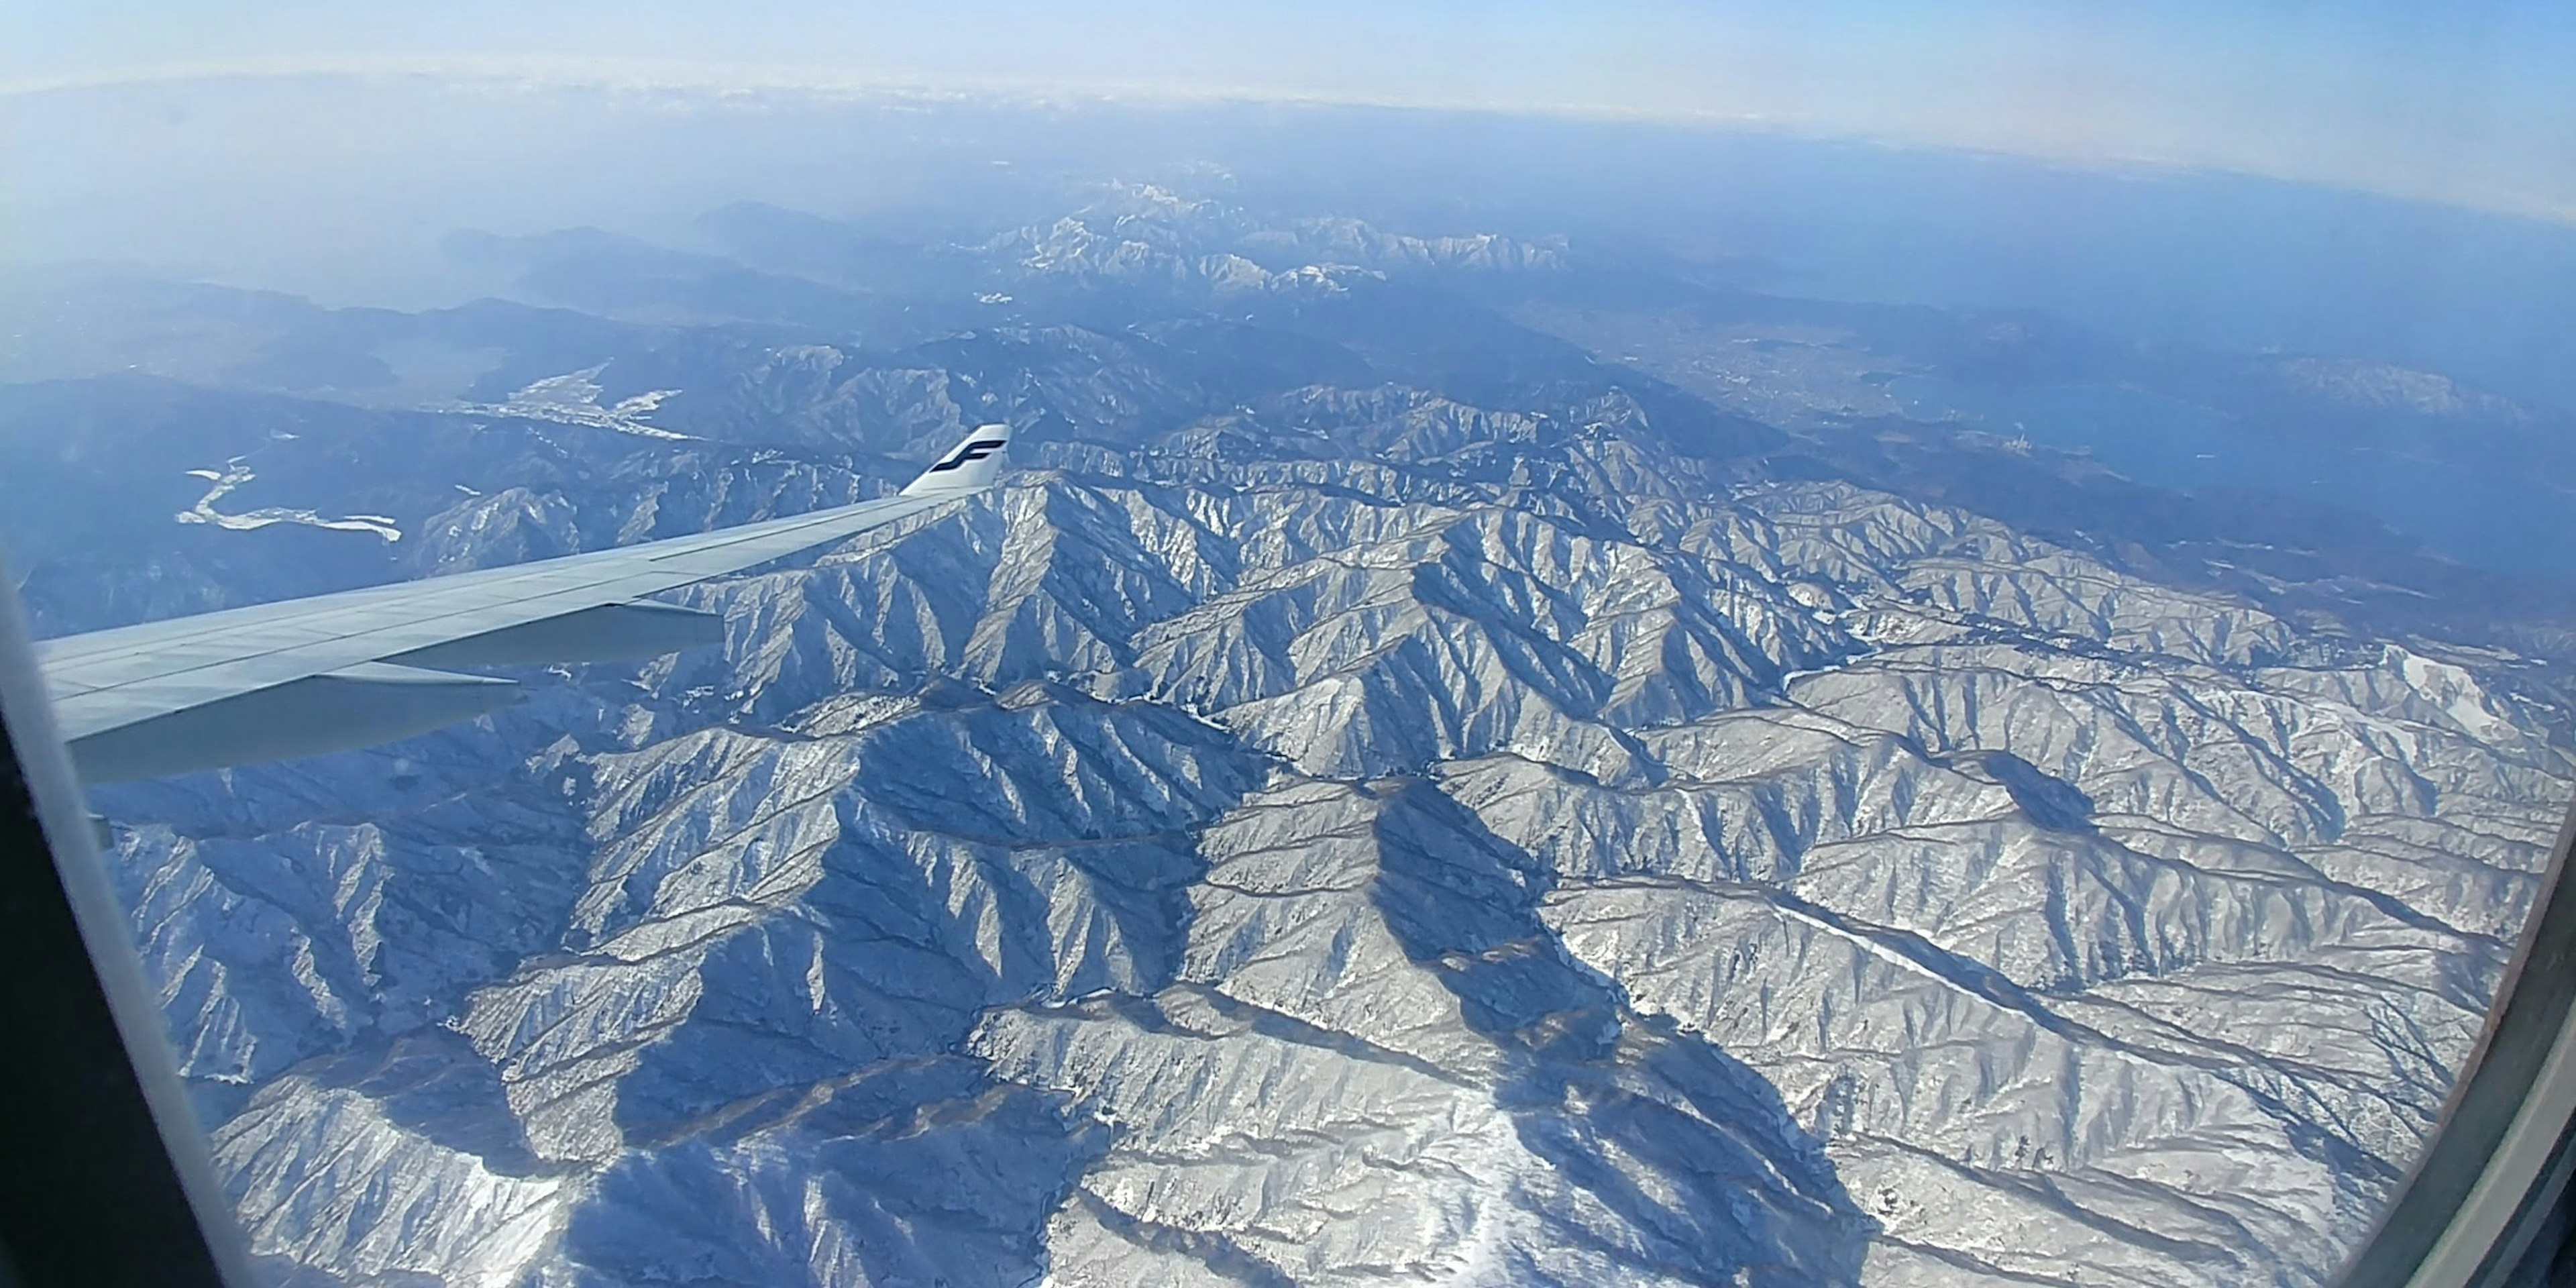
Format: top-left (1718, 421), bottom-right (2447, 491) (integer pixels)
top-left (387, 600), bottom-right (725, 669)
top-left (68, 662), bottom-right (525, 784)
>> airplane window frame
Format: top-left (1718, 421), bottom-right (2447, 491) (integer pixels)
top-left (2337, 808), bottom-right (2576, 1287)
top-left (0, 553), bottom-right (252, 1288)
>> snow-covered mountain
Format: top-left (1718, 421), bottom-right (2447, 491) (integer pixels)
top-left (979, 184), bottom-right (1566, 297)
top-left (10, 189), bottom-right (2571, 1287)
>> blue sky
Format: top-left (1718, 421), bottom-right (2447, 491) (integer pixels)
top-left (5, 1), bottom-right (2573, 219)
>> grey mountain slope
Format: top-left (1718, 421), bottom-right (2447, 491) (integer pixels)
top-left (13, 190), bottom-right (2571, 1287)
top-left (85, 415), bottom-right (2562, 1286)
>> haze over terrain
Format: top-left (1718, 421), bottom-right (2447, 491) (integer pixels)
top-left (5, 74), bottom-right (2576, 1287)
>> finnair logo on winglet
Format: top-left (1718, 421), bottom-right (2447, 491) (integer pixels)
top-left (928, 439), bottom-right (1007, 472)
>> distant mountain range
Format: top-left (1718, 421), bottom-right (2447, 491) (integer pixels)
top-left (3, 182), bottom-right (2569, 1287)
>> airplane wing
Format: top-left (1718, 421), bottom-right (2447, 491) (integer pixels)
top-left (37, 424), bottom-right (1012, 783)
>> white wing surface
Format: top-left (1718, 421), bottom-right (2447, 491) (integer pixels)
top-left (38, 424), bottom-right (1011, 782)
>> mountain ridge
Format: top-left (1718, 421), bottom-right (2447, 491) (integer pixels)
top-left (5, 186), bottom-right (2567, 1286)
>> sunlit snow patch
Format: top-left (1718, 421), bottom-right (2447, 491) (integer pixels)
top-left (449, 362), bottom-right (692, 440)
top-left (176, 460), bottom-right (402, 542)
top-left (2397, 646), bottom-right (2516, 741)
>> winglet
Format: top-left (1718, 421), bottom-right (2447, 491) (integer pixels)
top-left (900, 423), bottom-right (1012, 499)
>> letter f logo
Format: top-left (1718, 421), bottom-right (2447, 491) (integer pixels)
top-left (928, 439), bottom-right (1008, 473)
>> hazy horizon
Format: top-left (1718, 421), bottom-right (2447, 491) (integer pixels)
top-left (7, 70), bottom-right (2575, 416)
top-left (9, 1), bottom-right (2575, 222)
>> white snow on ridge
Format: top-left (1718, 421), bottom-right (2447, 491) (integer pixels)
top-left (2397, 647), bottom-right (2515, 741)
top-left (81, 207), bottom-right (2576, 1288)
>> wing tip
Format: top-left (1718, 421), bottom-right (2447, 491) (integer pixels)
top-left (901, 423), bottom-right (1013, 498)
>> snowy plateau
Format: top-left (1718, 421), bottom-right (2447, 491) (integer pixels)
top-left (7, 182), bottom-right (2571, 1288)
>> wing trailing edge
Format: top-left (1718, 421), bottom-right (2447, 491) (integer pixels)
top-left (70, 662), bottom-right (524, 783)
